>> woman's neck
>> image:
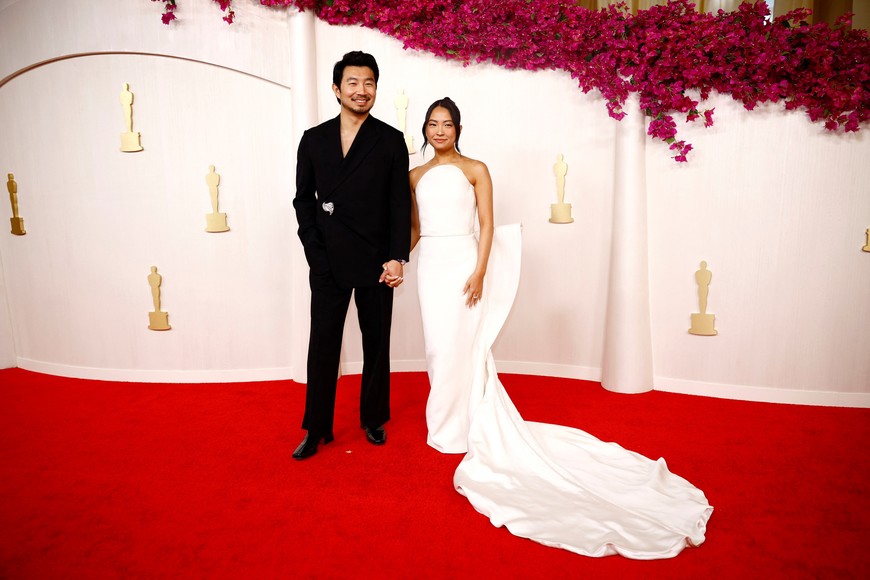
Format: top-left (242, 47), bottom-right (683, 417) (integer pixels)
top-left (433, 149), bottom-right (461, 165)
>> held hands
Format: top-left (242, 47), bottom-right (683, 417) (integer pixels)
top-left (380, 260), bottom-right (404, 288)
top-left (463, 272), bottom-right (484, 308)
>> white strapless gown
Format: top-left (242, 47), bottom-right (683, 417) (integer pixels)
top-left (415, 164), bottom-right (712, 559)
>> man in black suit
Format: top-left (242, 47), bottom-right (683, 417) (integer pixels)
top-left (292, 51), bottom-right (411, 460)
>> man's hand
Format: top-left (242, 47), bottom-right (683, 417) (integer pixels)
top-left (379, 260), bottom-right (404, 288)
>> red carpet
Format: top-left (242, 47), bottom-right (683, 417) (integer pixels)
top-left (0, 367), bottom-right (868, 578)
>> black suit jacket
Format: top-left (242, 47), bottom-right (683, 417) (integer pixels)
top-left (294, 114), bottom-right (411, 288)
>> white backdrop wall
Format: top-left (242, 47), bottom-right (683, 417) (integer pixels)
top-left (0, 251), bottom-right (14, 369)
top-left (646, 98), bottom-right (870, 403)
top-left (310, 21), bottom-right (617, 383)
top-left (0, 0), bottom-right (867, 405)
top-left (0, 0), bottom-right (302, 382)
top-left (0, 53), bottom-right (297, 381)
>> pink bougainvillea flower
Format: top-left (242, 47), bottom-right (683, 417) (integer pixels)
top-left (150, 0), bottom-right (870, 162)
top-left (703, 109), bottom-right (715, 127)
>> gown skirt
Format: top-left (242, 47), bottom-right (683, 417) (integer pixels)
top-left (415, 164), bottom-right (712, 559)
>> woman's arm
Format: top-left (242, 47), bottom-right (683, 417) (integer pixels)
top-left (410, 184), bottom-right (421, 253)
top-left (464, 160), bottom-right (494, 308)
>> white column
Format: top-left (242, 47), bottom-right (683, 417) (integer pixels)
top-left (600, 94), bottom-right (654, 394)
top-left (287, 9), bottom-right (318, 383)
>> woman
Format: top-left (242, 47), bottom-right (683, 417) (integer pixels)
top-left (410, 98), bottom-right (712, 559)
top-left (410, 97), bottom-right (515, 453)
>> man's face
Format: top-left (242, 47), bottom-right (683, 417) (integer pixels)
top-left (333, 66), bottom-right (377, 116)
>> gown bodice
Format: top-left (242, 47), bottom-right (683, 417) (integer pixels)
top-left (415, 164), bottom-right (477, 237)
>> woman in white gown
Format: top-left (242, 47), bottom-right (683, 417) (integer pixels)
top-left (409, 98), bottom-right (712, 559)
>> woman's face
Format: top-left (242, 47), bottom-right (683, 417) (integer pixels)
top-left (425, 107), bottom-right (458, 152)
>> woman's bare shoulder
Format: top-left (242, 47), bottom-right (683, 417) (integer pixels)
top-left (458, 156), bottom-right (490, 183)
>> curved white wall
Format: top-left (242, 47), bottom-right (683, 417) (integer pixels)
top-left (1, 0), bottom-right (867, 405)
top-left (0, 0), bottom-right (291, 86)
top-left (0, 53), bottom-right (297, 380)
top-left (0, 0), bottom-right (307, 381)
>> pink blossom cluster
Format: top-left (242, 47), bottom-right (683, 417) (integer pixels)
top-left (154, 0), bottom-right (870, 162)
top-left (152, 0), bottom-right (234, 24)
top-left (151, 0), bottom-right (176, 25)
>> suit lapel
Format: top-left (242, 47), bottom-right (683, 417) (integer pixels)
top-left (322, 115), bottom-right (383, 200)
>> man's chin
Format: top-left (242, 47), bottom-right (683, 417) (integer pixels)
top-left (344, 103), bottom-right (373, 115)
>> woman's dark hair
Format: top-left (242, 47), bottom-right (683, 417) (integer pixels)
top-left (421, 97), bottom-right (462, 156)
top-left (332, 51), bottom-right (380, 88)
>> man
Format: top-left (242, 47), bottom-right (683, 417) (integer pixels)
top-left (292, 51), bottom-right (411, 460)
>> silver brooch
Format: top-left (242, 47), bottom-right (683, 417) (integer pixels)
top-left (322, 202), bottom-right (334, 215)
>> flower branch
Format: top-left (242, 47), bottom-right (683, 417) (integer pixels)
top-left (152, 0), bottom-right (870, 162)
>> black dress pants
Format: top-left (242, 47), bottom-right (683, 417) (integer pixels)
top-left (301, 269), bottom-right (393, 437)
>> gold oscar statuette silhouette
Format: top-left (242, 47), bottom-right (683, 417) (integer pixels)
top-left (205, 165), bottom-right (229, 233)
top-left (147, 266), bottom-right (171, 331)
top-left (549, 153), bottom-right (573, 223)
top-left (863, 228), bottom-right (870, 252)
top-left (689, 261), bottom-right (717, 336)
top-left (7, 173), bottom-right (26, 235)
top-left (120, 82), bottom-right (143, 152)
top-left (394, 89), bottom-right (415, 154)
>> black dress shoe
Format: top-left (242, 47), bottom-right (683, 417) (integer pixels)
top-left (364, 426), bottom-right (386, 446)
top-left (292, 432), bottom-right (334, 460)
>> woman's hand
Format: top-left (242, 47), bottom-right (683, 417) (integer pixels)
top-left (463, 271), bottom-right (484, 308)
top-left (380, 260), bottom-right (404, 288)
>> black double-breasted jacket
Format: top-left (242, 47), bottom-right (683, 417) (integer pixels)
top-left (294, 114), bottom-right (411, 288)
